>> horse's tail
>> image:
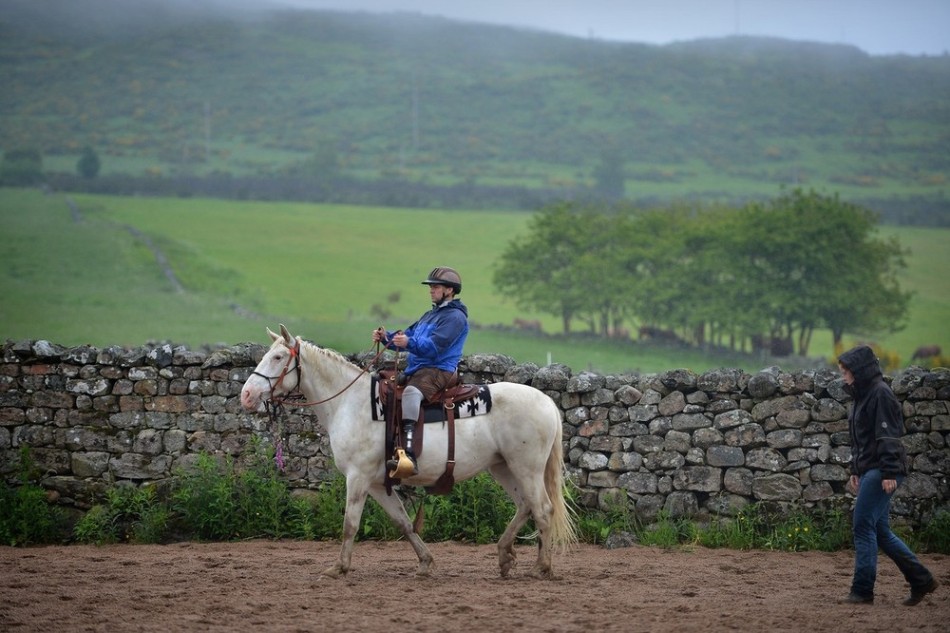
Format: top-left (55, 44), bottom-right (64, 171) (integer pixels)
top-left (544, 409), bottom-right (578, 550)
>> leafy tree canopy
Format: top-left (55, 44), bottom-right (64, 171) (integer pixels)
top-left (493, 190), bottom-right (909, 355)
top-left (77, 146), bottom-right (101, 180)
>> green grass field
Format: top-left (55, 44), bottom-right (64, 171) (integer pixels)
top-left (1, 188), bottom-right (946, 374)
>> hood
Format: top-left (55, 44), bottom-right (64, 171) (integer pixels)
top-left (436, 298), bottom-right (468, 317)
top-left (838, 345), bottom-right (883, 390)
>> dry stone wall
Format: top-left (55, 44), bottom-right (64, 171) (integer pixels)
top-left (2, 340), bottom-right (948, 526)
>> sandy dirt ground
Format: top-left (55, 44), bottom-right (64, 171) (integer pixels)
top-left (1, 540), bottom-right (947, 632)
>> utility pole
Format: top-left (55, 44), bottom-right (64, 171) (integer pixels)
top-left (204, 101), bottom-right (211, 163)
top-left (411, 72), bottom-right (419, 152)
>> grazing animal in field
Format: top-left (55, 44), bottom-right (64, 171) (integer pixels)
top-left (241, 325), bottom-right (577, 579)
top-left (750, 334), bottom-right (793, 357)
top-left (638, 325), bottom-right (679, 342)
top-left (513, 318), bottom-right (543, 333)
top-left (911, 345), bottom-right (941, 361)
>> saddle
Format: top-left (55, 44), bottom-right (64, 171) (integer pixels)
top-left (376, 369), bottom-right (481, 496)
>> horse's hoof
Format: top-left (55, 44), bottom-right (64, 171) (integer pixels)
top-left (415, 558), bottom-right (434, 577)
top-left (320, 565), bottom-right (346, 578)
top-left (498, 548), bottom-right (516, 578)
top-left (527, 567), bottom-right (556, 580)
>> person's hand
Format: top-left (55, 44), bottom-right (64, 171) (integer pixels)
top-left (391, 332), bottom-right (409, 348)
top-left (882, 478), bottom-right (897, 494)
top-left (846, 475), bottom-right (859, 495)
top-left (372, 327), bottom-right (386, 343)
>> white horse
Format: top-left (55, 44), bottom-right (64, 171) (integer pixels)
top-left (240, 325), bottom-right (577, 579)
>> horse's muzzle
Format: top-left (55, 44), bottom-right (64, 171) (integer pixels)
top-left (240, 387), bottom-right (265, 412)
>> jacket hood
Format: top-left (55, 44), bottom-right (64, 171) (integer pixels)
top-left (437, 298), bottom-right (468, 317)
top-left (838, 345), bottom-right (883, 389)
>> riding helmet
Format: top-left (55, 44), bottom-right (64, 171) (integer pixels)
top-left (421, 266), bottom-right (462, 294)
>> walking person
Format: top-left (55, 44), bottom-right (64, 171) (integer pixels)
top-left (372, 266), bottom-right (469, 476)
top-left (838, 345), bottom-right (939, 606)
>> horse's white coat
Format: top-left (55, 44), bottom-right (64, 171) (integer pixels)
top-left (240, 325), bottom-right (577, 578)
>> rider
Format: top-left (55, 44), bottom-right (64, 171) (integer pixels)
top-left (372, 266), bottom-right (469, 476)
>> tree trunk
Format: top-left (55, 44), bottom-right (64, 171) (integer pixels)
top-left (694, 322), bottom-right (705, 346)
top-left (797, 326), bottom-right (813, 356)
top-left (561, 310), bottom-right (572, 334)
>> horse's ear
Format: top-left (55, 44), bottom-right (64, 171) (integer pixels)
top-left (267, 327), bottom-right (280, 342)
top-left (279, 323), bottom-right (294, 344)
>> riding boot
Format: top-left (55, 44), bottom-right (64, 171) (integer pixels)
top-left (403, 419), bottom-right (418, 471)
top-left (386, 419), bottom-right (418, 476)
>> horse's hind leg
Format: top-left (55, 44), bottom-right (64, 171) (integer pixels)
top-left (489, 464), bottom-right (534, 578)
top-left (498, 507), bottom-right (531, 578)
top-left (368, 485), bottom-right (434, 576)
top-left (491, 463), bottom-right (555, 579)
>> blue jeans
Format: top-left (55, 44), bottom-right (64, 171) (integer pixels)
top-left (851, 469), bottom-right (932, 597)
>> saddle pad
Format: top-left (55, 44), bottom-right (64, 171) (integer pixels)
top-left (370, 376), bottom-right (492, 422)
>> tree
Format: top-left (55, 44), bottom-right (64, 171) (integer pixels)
top-left (617, 206), bottom-right (691, 329)
top-left (76, 146), bottom-right (101, 179)
top-left (569, 210), bottom-right (639, 335)
top-left (730, 189), bottom-right (909, 356)
top-left (803, 203), bottom-right (911, 350)
top-left (657, 205), bottom-right (759, 348)
top-left (493, 202), bottom-right (612, 333)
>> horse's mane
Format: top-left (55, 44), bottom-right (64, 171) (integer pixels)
top-left (297, 338), bottom-right (362, 374)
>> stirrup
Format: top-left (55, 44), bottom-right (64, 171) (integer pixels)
top-left (388, 448), bottom-right (418, 479)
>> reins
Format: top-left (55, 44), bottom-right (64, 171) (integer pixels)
top-left (253, 337), bottom-right (390, 470)
top-left (256, 337), bottom-right (390, 411)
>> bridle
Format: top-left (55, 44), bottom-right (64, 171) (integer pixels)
top-left (250, 334), bottom-right (394, 472)
top-left (251, 337), bottom-right (389, 414)
top-left (251, 337), bottom-right (390, 471)
top-left (251, 338), bottom-right (303, 407)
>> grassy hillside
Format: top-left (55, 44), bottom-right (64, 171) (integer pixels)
top-left (2, 0), bottom-right (949, 218)
top-left (1, 188), bottom-right (945, 374)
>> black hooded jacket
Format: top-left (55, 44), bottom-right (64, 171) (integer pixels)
top-left (839, 345), bottom-right (907, 479)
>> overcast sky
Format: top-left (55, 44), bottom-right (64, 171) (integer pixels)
top-left (273, 0), bottom-right (950, 56)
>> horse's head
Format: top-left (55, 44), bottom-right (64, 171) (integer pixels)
top-left (240, 324), bottom-right (301, 412)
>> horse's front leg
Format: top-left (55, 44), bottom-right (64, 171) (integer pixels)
top-left (369, 485), bottom-right (434, 576)
top-left (321, 480), bottom-right (369, 578)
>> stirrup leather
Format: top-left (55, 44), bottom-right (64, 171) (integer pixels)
top-left (388, 448), bottom-right (417, 479)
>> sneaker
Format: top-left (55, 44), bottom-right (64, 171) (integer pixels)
top-left (903, 578), bottom-right (938, 606)
top-left (842, 592), bottom-right (874, 605)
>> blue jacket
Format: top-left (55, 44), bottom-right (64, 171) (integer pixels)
top-left (385, 299), bottom-right (468, 375)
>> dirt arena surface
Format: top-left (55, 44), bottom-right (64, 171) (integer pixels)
top-left (2, 540), bottom-right (947, 632)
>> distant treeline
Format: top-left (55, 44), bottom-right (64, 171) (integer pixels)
top-left (42, 172), bottom-right (950, 226)
top-left (44, 171), bottom-right (566, 211)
